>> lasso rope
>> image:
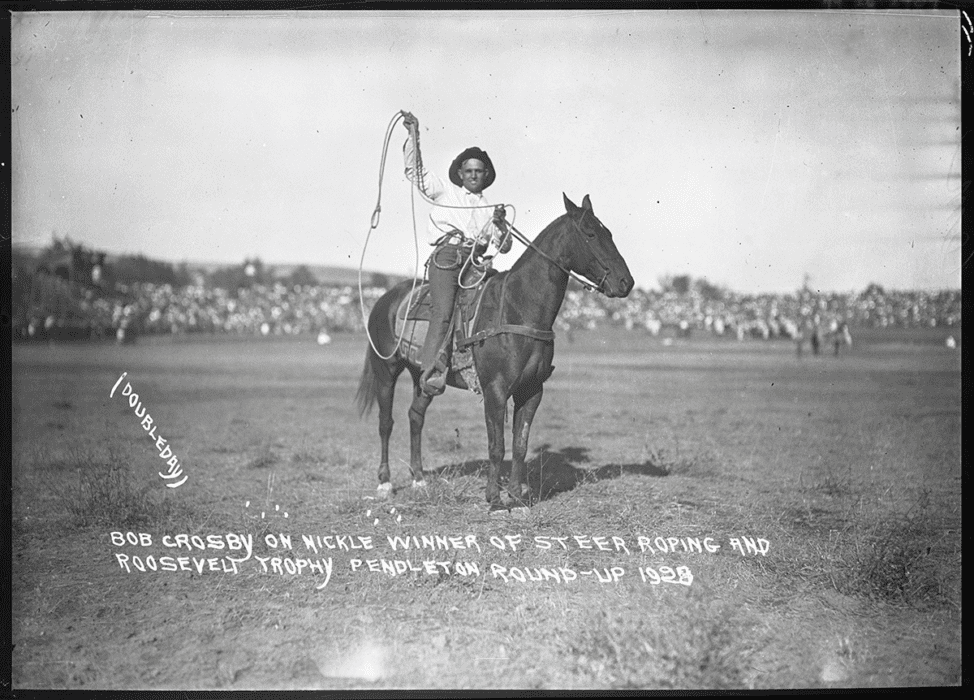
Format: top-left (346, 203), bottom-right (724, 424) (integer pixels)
top-left (358, 110), bottom-right (514, 358)
top-left (358, 111), bottom-right (420, 360)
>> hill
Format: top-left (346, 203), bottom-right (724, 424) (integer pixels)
top-left (180, 260), bottom-right (409, 288)
top-left (12, 243), bottom-right (408, 288)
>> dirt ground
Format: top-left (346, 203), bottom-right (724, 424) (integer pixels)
top-left (10, 328), bottom-right (962, 689)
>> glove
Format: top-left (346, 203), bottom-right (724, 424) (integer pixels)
top-left (498, 232), bottom-right (513, 254)
top-left (492, 206), bottom-right (511, 254)
top-left (401, 111), bottom-right (418, 131)
top-left (492, 205), bottom-right (507, 226)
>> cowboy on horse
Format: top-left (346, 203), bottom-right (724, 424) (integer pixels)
top-left (400, 111), bottom-right (512, 396)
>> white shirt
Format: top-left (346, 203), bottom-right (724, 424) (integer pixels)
top-left (404, 137), bottom-right (497, 246)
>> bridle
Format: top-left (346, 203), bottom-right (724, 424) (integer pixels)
top-left (506, 209), bottom-right (612, 294)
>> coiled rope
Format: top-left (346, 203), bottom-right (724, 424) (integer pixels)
top-left (358, 110), bottom-right (514, 358)
top-left (357, 111), bottom-right (420, 360)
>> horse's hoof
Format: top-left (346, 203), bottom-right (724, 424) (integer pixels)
top-left (412, 479), bottom-right (427, 489)
top-left (376, 482), bottom-right (393, 499)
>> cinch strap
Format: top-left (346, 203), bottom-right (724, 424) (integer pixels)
top-left (455, 272), bottom-right (556, 347)
top-left (457, 324), bottom-right (555, 348)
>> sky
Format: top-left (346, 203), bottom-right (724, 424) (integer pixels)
top-left (10, 9), bottom-right (962, 293)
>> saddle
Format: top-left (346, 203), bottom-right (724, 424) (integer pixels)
top-left (394, 268), bottom-right (554, 395)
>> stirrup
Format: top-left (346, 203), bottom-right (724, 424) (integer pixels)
top-left (420, 367), bottom-right (446, 396)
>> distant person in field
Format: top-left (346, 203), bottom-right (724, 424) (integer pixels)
top-left (831, 320), bottom-right (852, 356)
top-left (809, 316), bottom-right (822, 355)
top-left (797, 316), bottom-right (823, 358)
top-left (401, 111), bottom-right (512, 396)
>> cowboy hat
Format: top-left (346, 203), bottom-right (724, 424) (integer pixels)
top-left (449, 147), bottom-right (496, 189)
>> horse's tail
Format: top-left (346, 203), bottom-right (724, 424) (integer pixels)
top-left (355, 348), bottom-right (379, 418)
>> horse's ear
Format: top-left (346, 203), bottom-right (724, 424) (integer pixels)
top-left (581, 194), bottom-right (593, 211)
top-left (563, 193), bottom-right (578, 213)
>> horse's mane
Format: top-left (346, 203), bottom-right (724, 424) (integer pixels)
top-left (507, 213), bottom-right (570, 276)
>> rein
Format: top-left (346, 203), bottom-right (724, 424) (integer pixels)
top-left (506, 212), bottom-right (611, 294)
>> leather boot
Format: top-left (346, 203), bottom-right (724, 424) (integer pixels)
top-left (420, 365), bottom-right (446, 396)
top-left (419, 331), bottom-right (450, 397)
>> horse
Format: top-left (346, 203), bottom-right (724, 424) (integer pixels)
top-left (356, 193), bottom-right (634, 509)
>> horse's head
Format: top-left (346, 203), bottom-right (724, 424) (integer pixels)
top-left (561, 194), bottom-right (634, 298)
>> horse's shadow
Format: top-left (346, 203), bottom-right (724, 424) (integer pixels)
top-left (431, 443), bottom-right (668, 503)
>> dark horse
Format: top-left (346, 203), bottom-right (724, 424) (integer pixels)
top-left (356, 194), bottom-right (634, 509)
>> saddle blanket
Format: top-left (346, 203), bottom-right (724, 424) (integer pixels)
top-left (394, 283), bottom-right (485, 395)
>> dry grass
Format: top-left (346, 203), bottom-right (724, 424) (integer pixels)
top-left (569, 594), bottom-right (753, 689)
top-left (37, 448), bottom-right (196, 530)
top-left (10, 331), bottom-right (962, 689)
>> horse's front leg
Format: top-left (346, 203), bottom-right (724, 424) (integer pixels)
top-left (483, 387), bottom-right (508, 509)
top-left (407, 372), bottom-right (434, 487)
top-left (510, 385), bottom-right (543, 507)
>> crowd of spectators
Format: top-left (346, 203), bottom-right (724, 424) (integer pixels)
top-left (15, 272), bottom-right (960, 344)
top-left (16, 276), bottom-right (386, 341)
top-left (558, 284), bottom-right (962, 340)
top-left (119, 282), bottom-right (385, 337)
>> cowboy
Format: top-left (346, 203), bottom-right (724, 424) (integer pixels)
top-left (401, 111), bottom-right (511, 396)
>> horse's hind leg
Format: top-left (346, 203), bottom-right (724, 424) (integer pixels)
top-left (407, 368), bottom-right (434, 486)
top-left (376, 358), bottom-right (405, 496)
top-left (510, 386), bottom-right (543, 507)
